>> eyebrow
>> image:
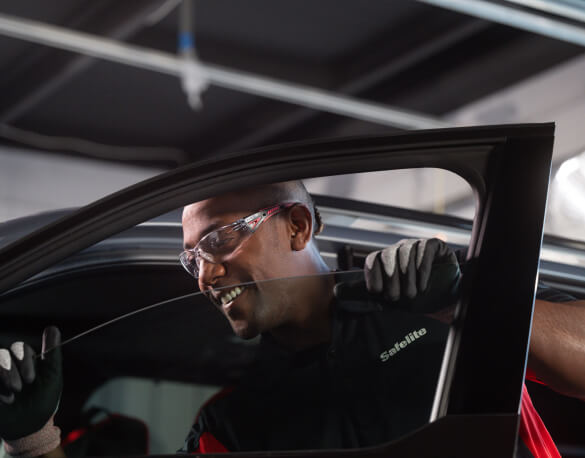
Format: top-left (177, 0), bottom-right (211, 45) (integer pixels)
top-left (183, 222), bottom-right (223, 250)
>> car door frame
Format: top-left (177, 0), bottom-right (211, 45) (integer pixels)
top-left (0, 123), bottom-right (555, 457)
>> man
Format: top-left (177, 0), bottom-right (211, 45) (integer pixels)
top-left (179, 182), bottom-right (458, 452)
top-left (0, 181), bottom-right (582, 457)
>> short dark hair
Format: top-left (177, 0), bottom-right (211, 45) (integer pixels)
top-left (241, 181), bottom-right (323, 236)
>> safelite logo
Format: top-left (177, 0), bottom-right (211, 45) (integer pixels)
top-left (379, 328), bottom-right (427, 362)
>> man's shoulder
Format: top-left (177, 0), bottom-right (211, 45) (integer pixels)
top-left (179, 387), bottom-right (237, 453)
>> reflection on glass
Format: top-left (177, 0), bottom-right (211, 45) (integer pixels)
top-left (48, 269), bottom-right (455, 454)
top-left (304, 168), bottom-right (474, 218)
top-left (548, 153), bottom-right (585, 244)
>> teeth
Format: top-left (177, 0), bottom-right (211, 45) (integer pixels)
top-left (220, 286), bottom-right (245, 304)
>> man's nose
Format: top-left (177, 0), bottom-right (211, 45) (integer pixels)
top-left (197, 258), bottom-right (227, 288)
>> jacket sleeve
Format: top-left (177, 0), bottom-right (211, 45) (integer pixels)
top-left (178, 387), bottom-right (234, 454)
top-left (180, 426), bottom-right (228, 454)
top-left (518, 385), bottom-right (561, 458)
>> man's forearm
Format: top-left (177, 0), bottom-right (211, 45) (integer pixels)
top-left (528, 299), bottom-right (585, 400)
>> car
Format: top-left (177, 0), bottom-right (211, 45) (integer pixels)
top-left (1, 123), bottom-right (583, 457)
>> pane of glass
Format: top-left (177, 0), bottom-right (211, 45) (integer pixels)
top-left (547, 154), bottom-right (585, 243)
top-left (0, 172), bottom-right (470, 454)
top-left (38, 271), bottom-right (454, 453)
top-left (305, 168), bottom-right (474, 218)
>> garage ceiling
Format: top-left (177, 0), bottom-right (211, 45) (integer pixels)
top-left (0, 0), bottom-right (583, 168)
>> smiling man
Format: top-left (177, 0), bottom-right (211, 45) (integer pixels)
top-left (181, 182), bottom-right (334, 349)
top-left (177, 181), bottom-right (461, 452)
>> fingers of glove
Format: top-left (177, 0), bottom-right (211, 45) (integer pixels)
top-left (0, 348), bottom-right (22, 403)
top-left (364, 251), bottom-right (384, 294)
top-left (385, 265), bottom-right (401, 301)
top-left (0, 391), bottom-right (14, 404)
top-left (417, 238), bottom-right (440, 292)
top-left (446, 251), bottom-right (458, 267)
top-left (396, 239), bottom-right (417, 274)
top-left (397, 241), bottom-right (418, 299)
top-left (11, 342), bottom-right (36, 384)
top-left (40, 326), bottom-right (62, 376)
top-left (41, 326), bottom-right (61, 355)
top-left (418, 238), bottom-right (459, 293)
top-left (380, 243), bottom-right (400, 275)
top-left (380, 246), bottom-right (402, 301)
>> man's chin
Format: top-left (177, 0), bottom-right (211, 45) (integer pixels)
top-left (230, 321), bottom-right (260, 340)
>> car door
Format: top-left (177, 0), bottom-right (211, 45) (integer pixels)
top-left (0, 123), bottom-right (555, 457)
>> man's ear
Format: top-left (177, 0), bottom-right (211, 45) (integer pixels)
top-left (288, 205), bottom-right (313, 251)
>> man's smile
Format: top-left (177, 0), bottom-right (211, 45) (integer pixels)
top-left (208, 284), bottom-right (253, 317)
top-left (220, 285), bottom-right (246, 306)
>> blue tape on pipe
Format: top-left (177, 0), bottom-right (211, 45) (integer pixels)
top-left (178, 32), bottom-right (194, 50)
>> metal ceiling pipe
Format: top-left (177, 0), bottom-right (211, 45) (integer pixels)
top-left (505, 0), bottom-right (585, 24)
top-left (417, 0), bottom-right (585, 47)
top-left (0, 13), bottom-right (446, 130)
top-left (0, 1), bottom-right (179, 124)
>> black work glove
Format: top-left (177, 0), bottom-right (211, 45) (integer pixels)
top-left (364, 238), bottom-right (461, 313)
top-left (0, 326), bottom-right (62, 448)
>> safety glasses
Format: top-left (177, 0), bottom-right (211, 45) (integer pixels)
top-left (179, 202), bottom-right (298, 278)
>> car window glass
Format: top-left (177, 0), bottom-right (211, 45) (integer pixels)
top-left (546, 154), bottom-right (585, 247)
top-left (36, 271), bottom-right (456, 455)
top-left (0, 170), bottom-right (473, 455)
top-left (305, 168), bottom-right (474, 218)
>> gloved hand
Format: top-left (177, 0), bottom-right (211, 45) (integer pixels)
top-left (364, 238), bottom-right (461, 313)
top-left (0, 326), bottom-right (62, 457)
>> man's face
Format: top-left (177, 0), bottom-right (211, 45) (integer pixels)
top-left (182, 194), bottom-right (300, 339)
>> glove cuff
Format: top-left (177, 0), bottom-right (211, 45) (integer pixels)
top-left (3, 417), bottom-right (61, 458)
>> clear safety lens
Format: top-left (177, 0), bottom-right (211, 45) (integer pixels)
top-left (198, 222), bottom-right (251, 256)
top-left (180, 222), bottom-right (253, 278)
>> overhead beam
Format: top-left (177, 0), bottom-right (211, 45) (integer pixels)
top-left (505, 0), bottom-right (585, 25)
top-left (0, 13), bottom-right (446, 130)
top-left (417, 0), bottom-right (585, 47)
top-left (212, 18), bottom-right (489, 156)
top-left (0, 1), bottom-right (174, 123)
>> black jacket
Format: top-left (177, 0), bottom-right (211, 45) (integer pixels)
top-left (181, 283), bottom-right (449, 452)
